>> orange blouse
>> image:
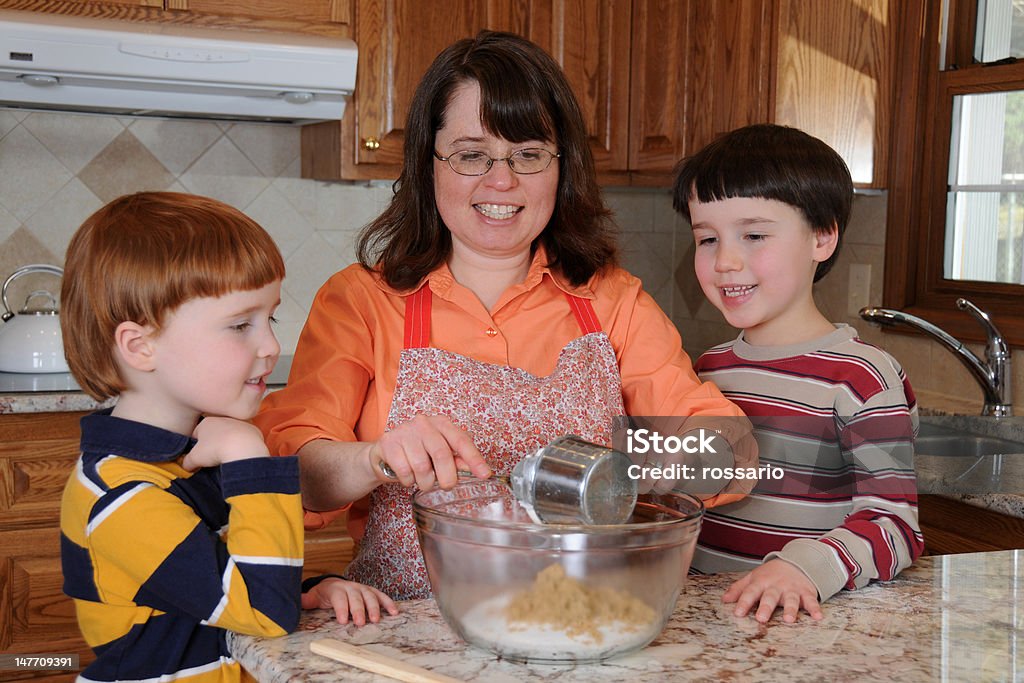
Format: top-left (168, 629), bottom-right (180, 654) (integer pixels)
top-left (255, 249), bottom-right (745, 532)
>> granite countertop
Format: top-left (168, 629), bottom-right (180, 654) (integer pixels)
top-left (915, 415), bottom-right (1024, 519)
top-left (3, 362), bottom-right (1022, 521)
top-left (0, 356), bottom-right (292, 414)
top-left (916, 453), bottom-right (1024, 518)
top-left (230, 549), bottom-right (1024, 682)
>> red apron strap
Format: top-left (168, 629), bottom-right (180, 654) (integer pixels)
top-left (406, 288), bottom-right (597, 348)
top-left (565, 293), bottom-right (602, 334)
top-left (403, 286), bottom-right (432, 349)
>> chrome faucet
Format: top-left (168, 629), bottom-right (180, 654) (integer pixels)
top-left (860, 298), bottom-right (1012, 417)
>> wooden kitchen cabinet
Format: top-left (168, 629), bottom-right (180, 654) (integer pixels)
top-left (0, 0), bottom-right (161, 15)
top-left (532, 1), bottom-right (632, 181)
top-left (305, 0), bottom-right (694, 183)
top-left (0, 410), bottom-right (353, 683)
top-left (162, 0), bottom-right (351, 37)
top-left (918, 496), bottom-right (1024, 556)
top-left (58, 0), bottom-right (161, 7)
top-left (304, 524), bottom-right (355, 578)
top-left (0, 411), bottom-right (91, 683)
top-left (0, 0), bottom-right (351, 37)
top-left (315, 0), bottom-right (512, 179)
top-left (619, 0), bottom-right (691, 183)
top-left (165, 0), bottom-right (349, 23)
top-left (625, 0), bottom-right (775, 184)
top-left (633, 0), bottom-right (892, 187)
top-left (1, 0), bottom-right (893, 186)
top-left (303, 0), bottom-right (889, 187)
top-left (303, 0), bottom-right (635, 181)
top-left (774, 0), bottom-right (894, 188)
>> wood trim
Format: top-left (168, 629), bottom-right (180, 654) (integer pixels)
top-left (330, 0), bottom-right (350, 24)
top-left (921, 64), bottom-right (1024, 318)
top-left (882, 0), bottom-right (1024, 347)
top-left (882, 0), bottom-right (933, 309)
top-left (913, 58), bottom-right (1024, 340)
top-left (301, 116), bottom-right (346, 180)
top-left (871, 0), bottom-right (895, 190)
top-left (943, 0), bottom-right (977, 71)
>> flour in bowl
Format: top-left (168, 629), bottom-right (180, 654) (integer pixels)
top-left (459, 564), bottom-right (662, 662)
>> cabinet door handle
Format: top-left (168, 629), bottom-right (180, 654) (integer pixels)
top-left (363, 137), bottom-right (381, 150)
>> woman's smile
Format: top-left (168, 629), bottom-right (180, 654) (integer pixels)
top-left (474, 203), bottom-right (523, 220)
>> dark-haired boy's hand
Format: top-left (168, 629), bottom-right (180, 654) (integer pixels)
top-left (302, 577), bottom-right (399, 626)
top-left (722, 558), bottom-right (823, 624)
top-left (182, 417), bottom-right (270, 471)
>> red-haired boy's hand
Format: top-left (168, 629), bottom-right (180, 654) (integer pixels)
top-left (302, 577), bottom-right (399, 626)
top-left (182, 417), bottom-right (269, 471)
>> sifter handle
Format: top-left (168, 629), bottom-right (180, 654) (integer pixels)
top-left (376, 460), bottom-right (508, 486)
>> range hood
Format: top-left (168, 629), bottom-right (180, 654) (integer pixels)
top-left (0, 9), bottom-right (357, 124)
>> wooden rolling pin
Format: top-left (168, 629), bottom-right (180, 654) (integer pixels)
top-left (309, 639), bottom-right (462, 683)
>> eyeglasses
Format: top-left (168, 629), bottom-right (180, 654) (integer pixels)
top-left (433, 148), bottom-right (560, 176)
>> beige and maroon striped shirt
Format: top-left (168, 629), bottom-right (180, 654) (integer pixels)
top-left (693, 324), bottom-right (922, 602)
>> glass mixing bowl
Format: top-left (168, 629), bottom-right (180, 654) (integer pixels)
top-left (413, 478), bottom-right (703, 664)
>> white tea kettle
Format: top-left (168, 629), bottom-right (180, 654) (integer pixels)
top-left (0, 264), bottom-right (68, 373)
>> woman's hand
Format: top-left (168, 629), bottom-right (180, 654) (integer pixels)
top-left (301, 578), bottom-right (398, 626)
top-left (369, 414), bottom-right (491, 490)
top-left (722, 558), bottom-right (823, 623)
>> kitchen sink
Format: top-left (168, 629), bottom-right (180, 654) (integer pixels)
top-left (916, 423), bottom-right (1024, 458)
top-left (913, 420), bottom-right (1024, 494)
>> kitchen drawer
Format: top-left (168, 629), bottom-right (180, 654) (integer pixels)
top-left (0, 443), bottom-right (81, 530)
top-left (0, 528), bottom-right (95, 682)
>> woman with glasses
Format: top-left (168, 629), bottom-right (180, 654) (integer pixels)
top-left (255, 31), bottom-right (748, 600)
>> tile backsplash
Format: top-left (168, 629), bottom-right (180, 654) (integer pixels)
top-left (0, 109), bottom-right (682, 356)
top-left (3, 108), bottom-right (1019, 412)
top-left (0, 109), bottom-right (402, 353)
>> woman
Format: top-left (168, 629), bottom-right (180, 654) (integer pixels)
top-left (256, 31), bottom-right (749, 600)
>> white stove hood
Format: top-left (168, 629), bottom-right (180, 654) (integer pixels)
top-left (0, 9), bottom-right (356, 124)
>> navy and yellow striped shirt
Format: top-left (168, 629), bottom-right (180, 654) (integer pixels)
top-left (61, 410), bottom-right (303, 683)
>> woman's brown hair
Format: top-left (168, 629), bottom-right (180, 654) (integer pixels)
top-left (61, 191), bottom-right (285, 401)
top-left (357, 30), bottom-right (618, 289)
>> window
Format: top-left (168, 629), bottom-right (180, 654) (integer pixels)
top-left (946, 90), bottom-right (1024, 285)
top-left (885, 0), bottom-right (1024, 346)
top-left (975, 0), bottom-right (1024, 61)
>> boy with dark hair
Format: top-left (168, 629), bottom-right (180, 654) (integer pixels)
top-left (673, 125), bottom-right (922, 624)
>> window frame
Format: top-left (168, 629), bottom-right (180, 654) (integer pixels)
top-left (884, 0), bottom-right (1024, 347)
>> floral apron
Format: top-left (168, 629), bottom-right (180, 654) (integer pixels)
top-left (344, 286), bottom-right (626, 599)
